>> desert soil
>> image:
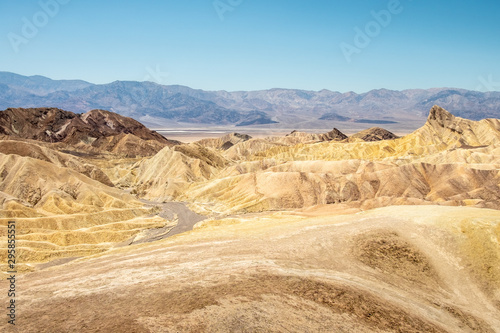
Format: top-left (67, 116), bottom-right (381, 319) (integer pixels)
top-left (1, 205), bottom-right (499, 332)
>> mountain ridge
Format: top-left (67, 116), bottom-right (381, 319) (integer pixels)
top-left (1, 72), bottom-right (500, 129)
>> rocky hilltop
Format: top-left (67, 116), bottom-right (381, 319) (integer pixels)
top-left (0, 107), bottom-right (178, 156)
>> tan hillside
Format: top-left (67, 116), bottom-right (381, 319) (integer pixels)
top-left (2, 205), bottom-right (498, 332)
top-left (125, 106), bottom-right (500, 215)
top-left (237, 106), bottom-right (500, 162)
top-left (348, 127), bottom-right (398, 142)
top-left (420, 105), bottom-right (500, 146)
top-left (0, 152), bottom-right (170, 274)
top-left (89, 132), bottom-right (169, 157)
top-left (0, 153), bottom-right (137, 212)
top-left (265, 128), bottom-right (349, 146)
top-left (222, 128), bottom-right (349, 160)
top-left (182, 159), bottom-right (500, 213)
top-left (196, 132), bottom-right (252, 150)
top-left (0, 140), bottom-right (113, 186)
top-left (134, 144), bottom-right (228, 201)
top-left (223, 138), bottom-right (288, 160)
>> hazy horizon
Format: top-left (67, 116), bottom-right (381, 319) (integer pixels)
top-left (2, 70), bottom-right (497, 95)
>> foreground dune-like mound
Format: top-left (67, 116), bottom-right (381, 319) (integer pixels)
top-left (0, 140), bottom-right (113, 185)
top-left (2, 205), bottom-right (498, 332)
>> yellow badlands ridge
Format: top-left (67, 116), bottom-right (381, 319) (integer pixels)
top-left (135, 106), bottom-right (500, 213)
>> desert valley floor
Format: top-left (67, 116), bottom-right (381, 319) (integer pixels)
top-left (0, 105), bottom-right (499, 332)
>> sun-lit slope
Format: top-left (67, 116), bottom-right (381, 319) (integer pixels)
top-left (133, 143), bottom-right (229, 201)
top-left (240, 106), bottom-right (500, 162)
top-left (88, 132), bottom-right (169, 157)
top-left (0, 139), bottom-right (113, 185)
top-left (196, 132), bottom-right (252, 150)
top-left (223, 138), bottom-right (289, 160)
top-left (90, 156), bottom-right (145, 188)
top-left (410, 144), bottom-right (500, 168)
top-left (219, 142), bottom-right (500, 177)
top-left (0, 152), bottom-right (169, 274)
top-left (4, 205), bottom-right (499, 332)
top-left (348, 127), bottom-right (398, 142)
top-left (258, 128), bottom-right (350, 146)
top-left (128, 106), bottom-right (500, 214)
top-left (420, 105), bottom-right (500, 146)
top-left (0, 152), bottom-right (135, 212)
top-left (182, 159), bottom-right (500, 213)
top-left (222, 129), bottom-right (349, 160)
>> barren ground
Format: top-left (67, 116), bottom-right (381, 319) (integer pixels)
top-left (2, 205), bottom-right (499, 332)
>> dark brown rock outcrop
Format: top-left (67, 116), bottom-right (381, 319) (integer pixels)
top-left (0, 108), bottom-right (179, 156)
top-left (350, 127), bottom-right (398, 142)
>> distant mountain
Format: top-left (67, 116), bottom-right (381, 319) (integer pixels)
top-left (318, 112), bottom-right (351, 121)
top-left (1, 72), bottom-right (500, 129)
top-left (0, 72), bottom-right (92, 95)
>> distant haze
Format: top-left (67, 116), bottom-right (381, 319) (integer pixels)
top-left (1, 72), bottom-right (500, 133)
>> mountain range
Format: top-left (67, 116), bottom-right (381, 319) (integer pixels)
top-left (1, 71), bottom-right (500, 130)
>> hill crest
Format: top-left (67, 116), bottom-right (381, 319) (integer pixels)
top-left (0, 107), bottom-right (178, 156)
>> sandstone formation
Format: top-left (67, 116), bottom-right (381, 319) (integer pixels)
top-left (348, 127), bottom-right (398, 142)
top-left (0, 150), bottom-right (171, 274)
top-left (0, 140), bottom-right (113, 186)
top-left (133, 144), bottom-right (227, 201)
top-left (0, 110), bottom-right (180, 274)
top-left (284, 128), bottom-right (348, 142)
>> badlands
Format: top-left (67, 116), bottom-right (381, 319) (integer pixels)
top-left (0, 105), bottom-right (499, 332)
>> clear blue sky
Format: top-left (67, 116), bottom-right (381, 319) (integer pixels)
top-left (1, 0), bottom-right (499, 92)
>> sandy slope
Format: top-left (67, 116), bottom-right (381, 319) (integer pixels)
top-left (1, 205), bottom-right (498, 332)
top-left (0, 151), bottom-right (173, 274)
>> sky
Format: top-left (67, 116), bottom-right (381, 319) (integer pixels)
top-left (1, 0), bottom-right (499, 93)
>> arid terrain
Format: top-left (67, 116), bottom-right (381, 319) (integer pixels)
top-left (0, 105), bottom-right (499, 332)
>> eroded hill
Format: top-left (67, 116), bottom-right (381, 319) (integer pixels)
top-left (130, 106), bottom-right (500, 214)
top-left (0, 108), bottom-right (181, 274)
